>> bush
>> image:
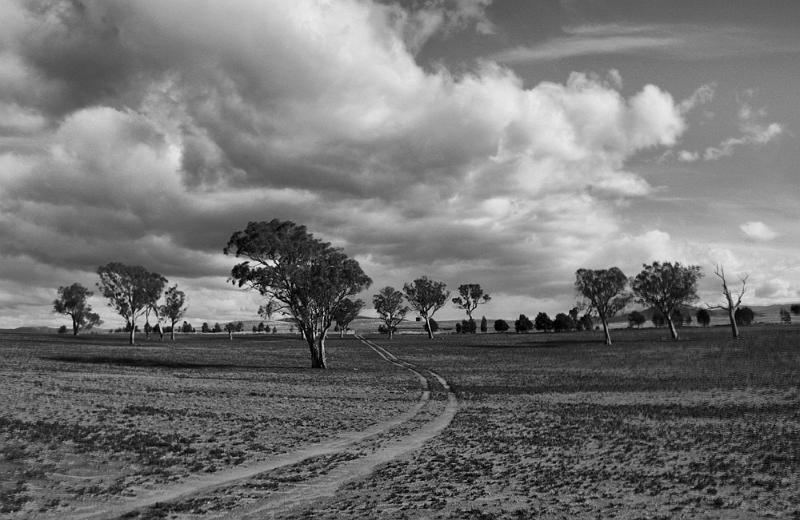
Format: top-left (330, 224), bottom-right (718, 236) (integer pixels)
top-left (553, 313), bottom-right (574, 332)
top-left (480, 316), bottom-right (488, 332)
top-left (735, 307), bottom-right (754, 326)
top-left (57, 325), bottom-right (68, 334)
top-left (494, 319), bottom-right (509, 332)
top-left (696, 308), bottom-right (711, 327)
top-left (533, 312), bottom-right (551, 332)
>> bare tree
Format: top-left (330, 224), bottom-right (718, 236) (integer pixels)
top-left (706, 265), bottom-right (747, 339)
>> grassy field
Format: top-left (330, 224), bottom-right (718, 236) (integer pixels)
top-left (1, 326), bottom-right (799, 518)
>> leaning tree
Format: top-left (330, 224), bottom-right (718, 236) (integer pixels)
top-left (159, 285), bottom-right (188, 341)
top-left (224, 219), bottom-right (371, 369)
top-left (575, 267), bottom-right (631, 345)
top-left (97, 263), bottom-right (167, 345)
top-left (403, 276), bottom-right (449, 339)
top-left (372, 286), bottom-right (409, 340)
top-left (632, 261), bottom-right (703, 340)
top-left (706, 264), bottom-right (747, 339)
top-left (53, 283), bottom-right (102, 335)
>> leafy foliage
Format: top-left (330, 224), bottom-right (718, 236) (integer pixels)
top-left (224, 219), bottom-right (371, 368)
top-left (696, 308), bottom-right (711, 327)
top-left (575, 267), bottom-right (630, 345)
top-left (494, 319), bottom-right (509, 332)
top-left (553, 313), bottom-right (575, 332)
top-left (333, 298), bottom-right (364, 335)
top-left (627, 310), bottom-right (646, 328)
top-left (53, 283), bottom-right (102, 335)
top-left (632, 262), bottom-right (703, 340)
top-left (480, 316), bottom-right (488, 333)
top-left (373, 286), bottom-right (408, 339)
top-left (734, 307), bottom-right (754, 326)
top-left (452, 284), bottom-right (491, 320)
top-left (159, 285), bottom-right (187, 340)
top-left (97, 263), bottom-right (166, 345)
top-left (404, 276), bottom-right (449, 339)
top-left (532, 312), bottom-right (551, 332)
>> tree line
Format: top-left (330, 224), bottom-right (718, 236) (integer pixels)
top-left (53, 218), bottom-right (796, 368)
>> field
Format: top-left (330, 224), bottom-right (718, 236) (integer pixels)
top-left (1, 326), bottom-right (799, 518)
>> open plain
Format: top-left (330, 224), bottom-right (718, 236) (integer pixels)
top-left (1, 326), bottom-right (799, 519)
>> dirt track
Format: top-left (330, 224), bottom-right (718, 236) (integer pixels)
top-left (53, 336), bottom-right (457, 519)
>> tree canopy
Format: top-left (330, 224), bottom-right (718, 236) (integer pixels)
top-left (224, 219), bottom-right (371, 368)
top-left (575, 267), bottom-right (630, 345)
top-left (373, 286), bottom-right (409, 340)
top-left (632, 261), bottom-right (702, 340)
top-left (97, 263), bottom-right (166, 345)
top-left (333, 298), bottom-right (364, 337)
top-left (403, 276), bottom-right (449, 339)
top-left (159, 285), bottom-right (187, 341)
top-left (53, 283), bottom-right (102, 336)
top-left (452, 284), bottom-right (491, 320)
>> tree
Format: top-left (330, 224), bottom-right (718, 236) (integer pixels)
top-left (532, 313), bottom-right (550, 332)
top-left (182, 321), bottom-right (193, 333)
top-left (225, 219), bottom-right (371, 368)
top-left (159, 285), bottom-right (187, 341)
top-left (780, 307), bottom-right (792, 324)
top-left (632, 262), bottom-right (703, 340)
top-left (452, 284), bottom-right (491, 321)
top-left (515, 314), bottom-right (534, 333)
top-left (423, 318), bottom-right (439, 334)
top-left (53, 283), bottom-right (102, 336)
top-left (201, 322), bottom-right (210, 333)
top-left (97, 263), bottom-right (167, 345)
top-left (372, 286), bottom-right (409, 340)
top-left (651, 310), bottom-right (665, 328)
top-left (575, 267), bottom-right (631, 346)
top-left (671, 309), bottom-right (685, 327)
top-left (735, 307), bottom-right (754, 326)
top-left (791, 304), bottom-right (800, 315)
top-left (696, 308), bottom-right (711, 327)
top-left (480, 316), bottom-right (488, 333)
top-left (57, 325), bottom-right (68, 334)
top-left (334, 298), bottom-right (364, 337)
top-left (225, 322), bottom-right (235, 339)
top-left (628, 310), bottom-right (646, 329)
top-left (553, 313), bottom-right (574, 332)
top-left (403, 276), bottom-right (449, 339)
top-left (494, 319), bottom-right (509, 332)
top-left (461, 319), bottom-right (477, 333)
top-left (706, 265), bottom-right (748, 339)
top-left (213, 322), bottom-right (222, 333)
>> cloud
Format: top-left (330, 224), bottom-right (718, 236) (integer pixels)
top-left (0, 0), bottom-right (691, 326)
top-left (677, 97), bottom-right (783, 162)
top-left (739, 221), bottom-right (779, 242)
top-left (490, 23), bottom-right (800, 63)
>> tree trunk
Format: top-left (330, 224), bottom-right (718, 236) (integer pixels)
top-left (129, 324), bottom-right (135, 345)
top-left (424, 316), bottom-right (434, 339)
top-left (171, 321), bottom-right (176, 341)
top-left (600, 317), bottom-right (612, 346)
top-left (665, 315), bottom-right (679, 340)
top-left (309, 333), bottom-right (327, 369)
top-left (387, 327), bottom-right (393, 340)
top-left (72, 317), bottom-right (79, 336)
top-left (727, 308), bottom-right (740, 339)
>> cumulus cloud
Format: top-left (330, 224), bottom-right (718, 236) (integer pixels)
top-left (740, 221), bottom-right (779, 241)
top-left (0, 0), bottom-right (692, 326)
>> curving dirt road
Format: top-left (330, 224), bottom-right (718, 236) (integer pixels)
top-left (53, 336), bottom-right (457, 520)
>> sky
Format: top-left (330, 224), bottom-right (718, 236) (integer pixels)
top-left (1, 0), bottom-right (799, 329)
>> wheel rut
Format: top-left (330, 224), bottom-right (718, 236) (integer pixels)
top-left (56, 337), bottom-right (456, 520)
